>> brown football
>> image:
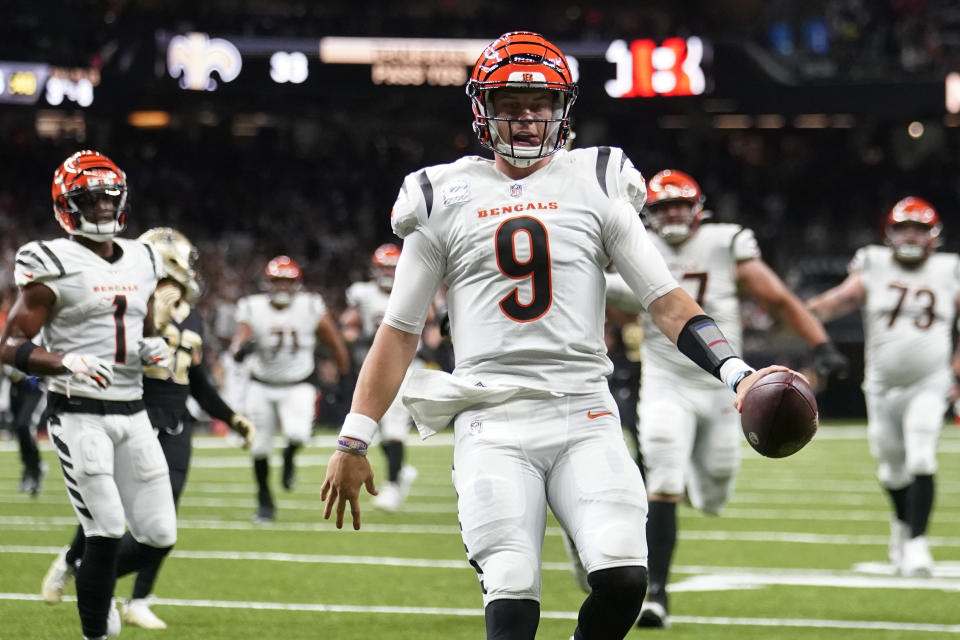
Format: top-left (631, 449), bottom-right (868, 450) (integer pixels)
top-left (740, 370), bottom-right (818, 458)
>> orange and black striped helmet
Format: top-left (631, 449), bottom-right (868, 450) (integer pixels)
top-left (466, 32), bottom-right (578, 167)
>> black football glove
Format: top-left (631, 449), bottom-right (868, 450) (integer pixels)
top-left (436, 305), bottom-right (451, 340)
top-left (812, 341), bottom-right (849, 380)
top-left (233, 339), bottom-right (258, 363)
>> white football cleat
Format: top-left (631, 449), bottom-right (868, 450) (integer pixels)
top-left (107, 598), bottom-right (122, 637)
top-left (121, 597), bottom-right (167, 629)
top-left (41, 547), bottom-right (76, 605)
top-left (372, 482), bottom-right (403, 512)
top-left (901, 536), bottom-right (934, 577)
top-left (888, 518), bottom-right (910, 567)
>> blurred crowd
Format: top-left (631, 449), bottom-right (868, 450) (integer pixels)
top-left (4, 1), bottom-right (960, 77)
top-left (1, 0), bottom-right (959, 422)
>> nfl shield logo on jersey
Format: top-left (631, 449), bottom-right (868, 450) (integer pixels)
top-left (510, 184), bottom-right (522, 198)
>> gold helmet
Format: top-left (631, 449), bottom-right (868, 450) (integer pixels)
top-left (138, 226), bottom-right (201, 300)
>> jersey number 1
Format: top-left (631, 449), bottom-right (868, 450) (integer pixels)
top-left (112, 295), bottom-right (127, 363)
top-left (495, 216), bottom-right (552, 322)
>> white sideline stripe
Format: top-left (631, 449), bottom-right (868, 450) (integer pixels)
top-left (4, 515), bottom-right (960, 547)
top-left (0, 592), bottom-right (957, 632)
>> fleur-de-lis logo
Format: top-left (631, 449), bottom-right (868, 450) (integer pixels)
top-left (167, 32), bottom-right (242, 91)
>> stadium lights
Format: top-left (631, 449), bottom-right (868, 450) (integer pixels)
top-left (794, 114), bottom-right (829, 128)
top-left (713, 114), bottom-right (752, 129)
top-left (755, 114), bottom-right (786, 129)
top-left (128, 110), bottom-right (171, 128)
top-left (946, 72), bottom-right (960, 113)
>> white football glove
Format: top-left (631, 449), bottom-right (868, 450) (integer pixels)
top-left (229, 413), bottom-right (256, 449)
top-left (152, 284), bottom-right (182, 332)
top-left (61, 353), bottom-right (114, 390)
top-left (139, 337), bottom-right (172, 370)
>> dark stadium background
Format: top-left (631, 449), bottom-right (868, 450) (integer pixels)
top-left (2, 0), bottom-right (959, 420)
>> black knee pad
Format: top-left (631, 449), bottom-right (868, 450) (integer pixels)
top-left (587, 565), bottom-right (648, 602)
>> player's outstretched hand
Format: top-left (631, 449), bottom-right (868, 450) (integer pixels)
top-left (321, 451), bottom-right (377, 530)
top-left (62, 353), bottom-right (114, 390)
top-left (812, 341), bottom-right (850, 381)
top-left (229, 413), bottom-right (256, 449)
top-left (139, 337), bottom-right (172, 370)
top-left (733, 365), bottom-right (809, 412)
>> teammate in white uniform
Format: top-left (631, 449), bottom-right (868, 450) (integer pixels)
top-left (808, 197), bottom-right (960, 577)
top-left (0, 150), bottom-right (177, 640)
top-left (231, 255), bottom-right (349, 522)
top-left (602, 170), bottom-right (848, 627)
top-left (342, 243), bottom-right (420, 512)
top-left (319, 33), bottom-right (802, 640)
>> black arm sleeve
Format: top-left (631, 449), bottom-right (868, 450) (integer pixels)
top-left (188, 362), bottom-right (235, 423)
top-left (675, 314), bottom-right (739, 379)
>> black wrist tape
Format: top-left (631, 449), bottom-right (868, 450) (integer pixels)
top-left (676, 314), bottom-right (737, 379)
top-left (14, 341), bottom-right (37, 373)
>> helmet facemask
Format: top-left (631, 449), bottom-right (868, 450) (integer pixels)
top-left (883, 197), bottom-right (942, 265)
top-left (61, 187), bottom-right (128, 241)
top-left (647, 201), bottom-right (703, 245)
top-left (887, 221), bottom-right (940, 264)
top-left (472, 87), bottom-right (575, 168)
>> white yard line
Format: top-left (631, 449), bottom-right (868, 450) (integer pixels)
top-left (0, 592), bottom-right (957, 632)
top-left (4, 516), bottom-right (960, 547)
top-left (5, 545), bottom-right (960, 584)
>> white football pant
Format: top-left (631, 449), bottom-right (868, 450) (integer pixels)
top-left (247, 380), bottom-right (316, 457)
top-left (453, 390), bottom-right (647, 605)
top-left (639, 377), bottom-right (740, 515)
top-left (865, 370), bottom-right (949, 489)
top-left (50, 411), bottom-right (177, 546)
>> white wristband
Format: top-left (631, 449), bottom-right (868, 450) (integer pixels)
top-left (338, 412), bottom-right (379, 445)
top-left (719, 357), bottom-right (755, 391)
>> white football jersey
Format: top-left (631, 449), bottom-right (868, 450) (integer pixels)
top-left (387, 146), bottom-right (676, 393)
top-left (235, 292), bottom-right (327, 383)
top-left (13, 237), bottom-right (162, 401)
top-left (345, 281), bottom-right (390, 339)
top-left (607, 223), bottom-right (760, 389)
top-left (851, 245), bottom-right (960, 391)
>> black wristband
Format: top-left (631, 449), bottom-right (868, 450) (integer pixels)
top-left (14, 341), bottom-right (37, 373)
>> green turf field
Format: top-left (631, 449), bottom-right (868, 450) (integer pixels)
top-left (1, 422), bottom-right (959, 639)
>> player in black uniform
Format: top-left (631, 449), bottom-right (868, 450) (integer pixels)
top-left (41, 227), bottom-right (256, 630)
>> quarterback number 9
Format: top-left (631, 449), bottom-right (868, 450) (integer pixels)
top-left (495, 216), bottom-right (552, 322)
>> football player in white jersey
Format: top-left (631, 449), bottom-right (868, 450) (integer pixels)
top-left (601, 170), bottom-right (848, 627)
top-left (342, 243), bottom-right (420, 512)
top-left (808, 197), bottom-right (960, 578)
top-left (0, 150), bottom-right (177, 640)
top-left (231, 255), bottom-right (350, 522)
top-left (40, 227), bottom-right (256, 631)
top-left (319, 32), bottom-right (804, 640)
